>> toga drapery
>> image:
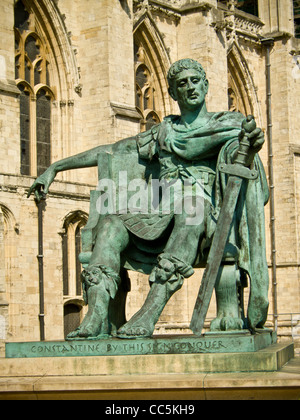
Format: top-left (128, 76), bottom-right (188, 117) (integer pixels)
top-left (119, 111), bottom-right (269, 329)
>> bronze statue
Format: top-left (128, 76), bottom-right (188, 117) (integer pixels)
top-left (28, 59), bottom-right (269, 340)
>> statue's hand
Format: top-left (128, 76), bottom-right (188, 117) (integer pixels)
top-left (27, 166), bottom-right (56, 202)
top-left (237, 116), bottom-right (265, 166)
top-left (239, 120), bottom-right (265, 154)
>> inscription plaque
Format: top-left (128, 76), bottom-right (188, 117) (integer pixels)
top-left (6, 330), bottom-right (276, 358)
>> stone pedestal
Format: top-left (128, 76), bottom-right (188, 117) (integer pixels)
top-left (2, 340), bottom-right (294, 374)
top-left (3, 330), bottom-right (293, 374)
top-left (0, 341), bottom-right (298, 400)
top-left (1, 329), bottom-right (298, 399)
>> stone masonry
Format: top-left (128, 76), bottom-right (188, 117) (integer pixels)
top-left (0, 0), bottom-right (299, 355)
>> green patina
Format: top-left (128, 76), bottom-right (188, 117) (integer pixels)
top-left (6, 330), bottom-right (276, 358)
top-left (27, 59), bottom-right (270, 346)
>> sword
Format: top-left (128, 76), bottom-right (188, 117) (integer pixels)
top-left (190, 115), bottom-right (259, 335)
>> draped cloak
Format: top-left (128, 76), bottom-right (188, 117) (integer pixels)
top-left (120, 111), bottom-right (270, 329)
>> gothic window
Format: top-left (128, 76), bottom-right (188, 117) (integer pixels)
top-left (36, 90), bottom-right (51, 175)
top-left (62, 212), bottom-right (87, 298)
top-left (62, 212), bottom-right (87, 339)
top-left (227, 48), bottom-right (253, 116)
top-left (19, 84), bottom-right (30, 175)
top-left (14, 0), bottom-right (55, 176)
top-left (294, 1), bottom-right (300, 38)
top-left (0, 204), bottom-right (18, 343)
top-left (227, 81), bottom-right (249, 115)
top-left (134, 42), bottom-right (161, 132)
top-left (228, 87), bottom-right (238, 112)
top-left (236, 1), bottom-right (258, 16)
top-left (218, 1), bottom-right (259, 17)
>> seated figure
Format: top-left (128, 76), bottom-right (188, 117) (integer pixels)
top-left (28, 59), bottom-right (269, 339)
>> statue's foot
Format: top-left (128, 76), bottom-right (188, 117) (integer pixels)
top-left (66, 323), bottom-right (110, 340)
top-left (210, 316), bottom-right (243, 332)
top-left (117, 312), bottom-right (155, 339)
top-left (66, 280), bottom-right (111, 340)
top-left (117, 326), bottom-right (152, 339)
top-left (66, 316), bottom-right (96, 340)
top-left (77, 322), bottom-right (109, 338)
top-left (67, 303), bottom-right (110, 340)
top-left (66, 328), bottom-right (81, 339)
top-left (66, 314), bottom-right (109, 340)
top-left (66, 307), bottom-right (99, 339)
top-left (117, 278), bottom-right (172, 339)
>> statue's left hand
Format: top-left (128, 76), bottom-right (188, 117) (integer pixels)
top-left (27, 166), bottom-right (56, 202)
top-left (239, 123), bottom-right (265, 154)
top-left (237, 117), bottom-right (265, 167)
top-left (248, 127), bottom-right (265, 154)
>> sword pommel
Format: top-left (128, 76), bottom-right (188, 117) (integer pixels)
top-left (242, 115), bottom-right (256, 133)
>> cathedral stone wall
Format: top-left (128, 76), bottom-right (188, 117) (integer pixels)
top-left (0, 0), bottom-right (300, 354)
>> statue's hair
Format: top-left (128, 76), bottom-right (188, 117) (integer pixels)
top-left (167, 59), bottom-right (207, 88)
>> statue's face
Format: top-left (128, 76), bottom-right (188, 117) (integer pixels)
top-left (171, 69), bottom-right (208, 112)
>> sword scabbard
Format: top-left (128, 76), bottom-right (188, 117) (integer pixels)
top-left (190, 115), bottom-right (258, 336)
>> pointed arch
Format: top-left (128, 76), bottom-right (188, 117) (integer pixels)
top-left (14, 0), bottom-right (81, 177)
top-left (0, 203), bottom-right (18, 282)
top-left (60, 210), bottom-right (88, 298)
top-left (23, 0), bottom-right (81, 96)
top-left (60, 210), bottom-right (89, 231)
top-left (60, 210), bottom-right (88, 339)
top-left (0, 204), bottom-right (18, 338)
top-left (134, 13), bottom-right (174, 129)
top-left (0, 204), bottom-right (18, 236)
top-left (227, 42), bottom-right (261, 124)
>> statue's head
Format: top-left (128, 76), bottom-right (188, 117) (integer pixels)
top-left (167, 59), bottom-right (207, 88)
top-left (167, 59), bottom-right (209, 112)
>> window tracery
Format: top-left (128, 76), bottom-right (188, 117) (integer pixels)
top-left (227, 46), bottom-right (254, 116)
top-left (218, 1), bottom-right (259, 16)
top-left (134, 43), bottom-right (161, 131)
top-left (62, 212), bottom-right (87, 298)
top-left (61, 211), bottom-right (87, 338)
top-left (14, 0), bottom-right (54, 176)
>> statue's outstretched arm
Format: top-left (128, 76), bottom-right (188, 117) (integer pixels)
top-left (27, 136), bottom-right (137, 202)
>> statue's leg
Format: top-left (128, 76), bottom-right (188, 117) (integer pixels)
top-left (116, 258), bottom-right (186, 338)
top-left (67, 215), bottom-right (129, 339)
top-left (163, 196), bottom-right (205, 265)
top-left (117, 201), bottom-right (204, 338)
top-left (210, 263), bottom-right (244, 331)
top-left (88, 215), bottom-right (130, 273)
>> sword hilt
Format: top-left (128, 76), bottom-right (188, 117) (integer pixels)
top-left (234, 115), bottom-right (256, 167)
